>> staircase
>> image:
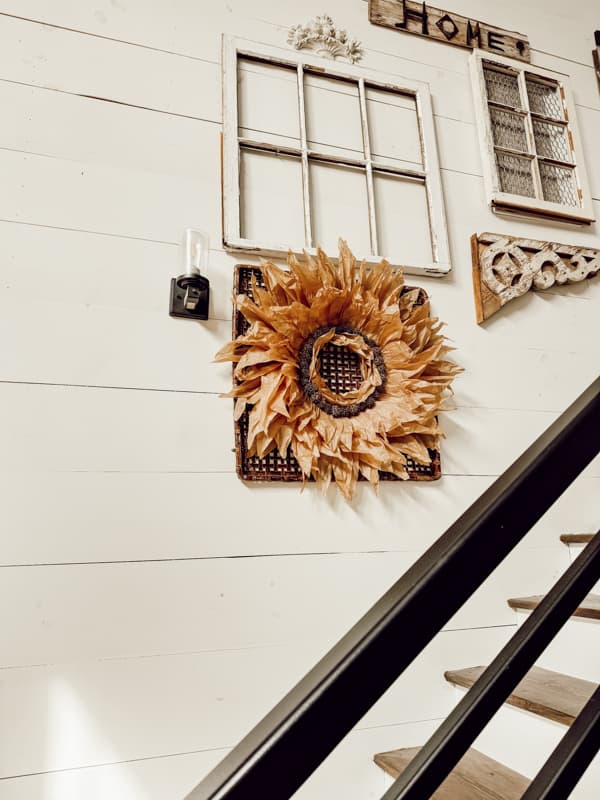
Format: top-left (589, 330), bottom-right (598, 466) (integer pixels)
top-left (374, 533), bottom-right (599, 798)
top-left (185, 380), bottom-right (600, 800)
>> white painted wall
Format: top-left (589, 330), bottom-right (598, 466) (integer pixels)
top-left (0, 1), bottom-right (598, 798)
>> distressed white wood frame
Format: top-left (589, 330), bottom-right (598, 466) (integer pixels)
top-left (469, 49), bottom-right (595, 225)
top-left (222, 35), bottom-right (451, 276)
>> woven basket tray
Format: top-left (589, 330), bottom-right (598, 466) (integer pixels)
top-left (233, 265), bottom-right (441, 483)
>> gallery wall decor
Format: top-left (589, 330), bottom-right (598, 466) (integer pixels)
top-left (470, 50), bottom-right (595, 225)
top-left (215, 242), bottom-right (461, 500)
top-left (287, 15), bottom-right (363, 63)
top-left (222, 35), bottom-right (451, 276)
top-left (369, 0), bottom-right (530, 62)
top-left (471, 232), bottom-right (600, 323)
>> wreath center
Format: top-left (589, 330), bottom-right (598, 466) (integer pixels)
top-left (298, 325), bottom-right (387, 418)
top-left (317, 341), bottom-right (362, 394)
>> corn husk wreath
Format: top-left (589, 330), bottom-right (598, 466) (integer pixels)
top-left (215, 241), bottom-right (461, 500)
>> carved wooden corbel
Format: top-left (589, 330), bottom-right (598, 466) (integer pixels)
top-left (471, 232), bottom-right (600, 323)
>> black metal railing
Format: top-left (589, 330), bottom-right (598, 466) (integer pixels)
top-left (521, 682), bottom-right (600, 800)
top-left (382, 527), bottom-right (600, 800)
top-left (186, 376), bottom-right (600, 800)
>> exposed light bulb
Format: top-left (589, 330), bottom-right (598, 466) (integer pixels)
top-left (183, 228), bottom-right (209, 278)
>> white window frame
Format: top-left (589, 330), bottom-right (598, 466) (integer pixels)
top-left (222, 35), bottom-right (451, 276)
top-left (469, 49), bottom-right (594, 225)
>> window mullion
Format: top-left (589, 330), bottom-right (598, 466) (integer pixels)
top-left (307, 150), bottom-right (367, 168)
top-left (296, 64), bottom-right (313, 249)
top-left (238, 138), bottom-right (302, 157)
top-left (358, 78), bottom-right (379, 257)
top-left (370, 161), bottom-right (426, 179)
top-left (518, 70), bottom-right (544, 201)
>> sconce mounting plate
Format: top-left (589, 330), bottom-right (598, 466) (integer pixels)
top-left (169, 275), bottom-right (210, 321)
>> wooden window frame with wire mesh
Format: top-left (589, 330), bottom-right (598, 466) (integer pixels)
top-left (222, 35), bottom-right (451, 277)
top-left (469, 49), bottom-right (594, 225)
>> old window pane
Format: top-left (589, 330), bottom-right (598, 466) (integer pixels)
top-left (366, 86), bottom-right (422, 169)
top-left (489, 107), bottom-right (529, 153)
top-left (304, 74), bottom-right (363, 159)
top-left (309, 161), bottom-right (371, 255)
top-left (240, 149), bottom-right (305, 243)
top-left (495, 151), bottom-right (535, 197)
top-left (539, 162), bottom-right (579, 206)
top-left (373, 173), bottom-right (432, 263)
top-left (483, 66), bottom-right (521, 108)
top-left (532, 119), bottom-right (572, 163)
top-left (238, 58), bottom-right (300, 148)
top-left (525, 76), bottom-right (564, 120)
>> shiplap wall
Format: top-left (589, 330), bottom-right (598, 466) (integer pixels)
top-left (1, 1), bottom-right (599, 798)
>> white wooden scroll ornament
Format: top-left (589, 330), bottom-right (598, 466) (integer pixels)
top-left (471, 232), bottom-right (600, 323)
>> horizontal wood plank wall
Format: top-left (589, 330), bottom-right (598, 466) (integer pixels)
top-left (1, 1), bottom-right (599, 798)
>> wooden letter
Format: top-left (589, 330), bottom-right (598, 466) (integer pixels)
top-left (395, 0), bottom-right (429, 35)
top-left (436, 13), bottom-right (459, 40)
top-left (487, 30), bottom-right (506, 51)
top-left (466, 19), bottom-right (481, 47)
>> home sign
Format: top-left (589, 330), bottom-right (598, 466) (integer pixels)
top-left (369, 0), bottom-right (531, 62)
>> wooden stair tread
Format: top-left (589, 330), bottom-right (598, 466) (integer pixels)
top-left (445, 665), bottom-right (597, 726)
top-left (508, 593), bottom-right (600, 620)
top-left (374, 746), bottom-right (529, 800)
top-left (560, 533), bottom-right (595, 545)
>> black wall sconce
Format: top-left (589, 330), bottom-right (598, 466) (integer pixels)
top-left (169, 228), bottom-right (210, 320)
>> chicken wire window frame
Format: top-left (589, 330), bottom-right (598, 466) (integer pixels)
top-left (222, 36), bottom-right (451, 276)
top-left (470, 50), bottom-right (594, 225)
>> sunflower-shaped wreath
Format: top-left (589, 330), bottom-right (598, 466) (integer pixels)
top-left (215, 241), bottom-right (461, 500)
